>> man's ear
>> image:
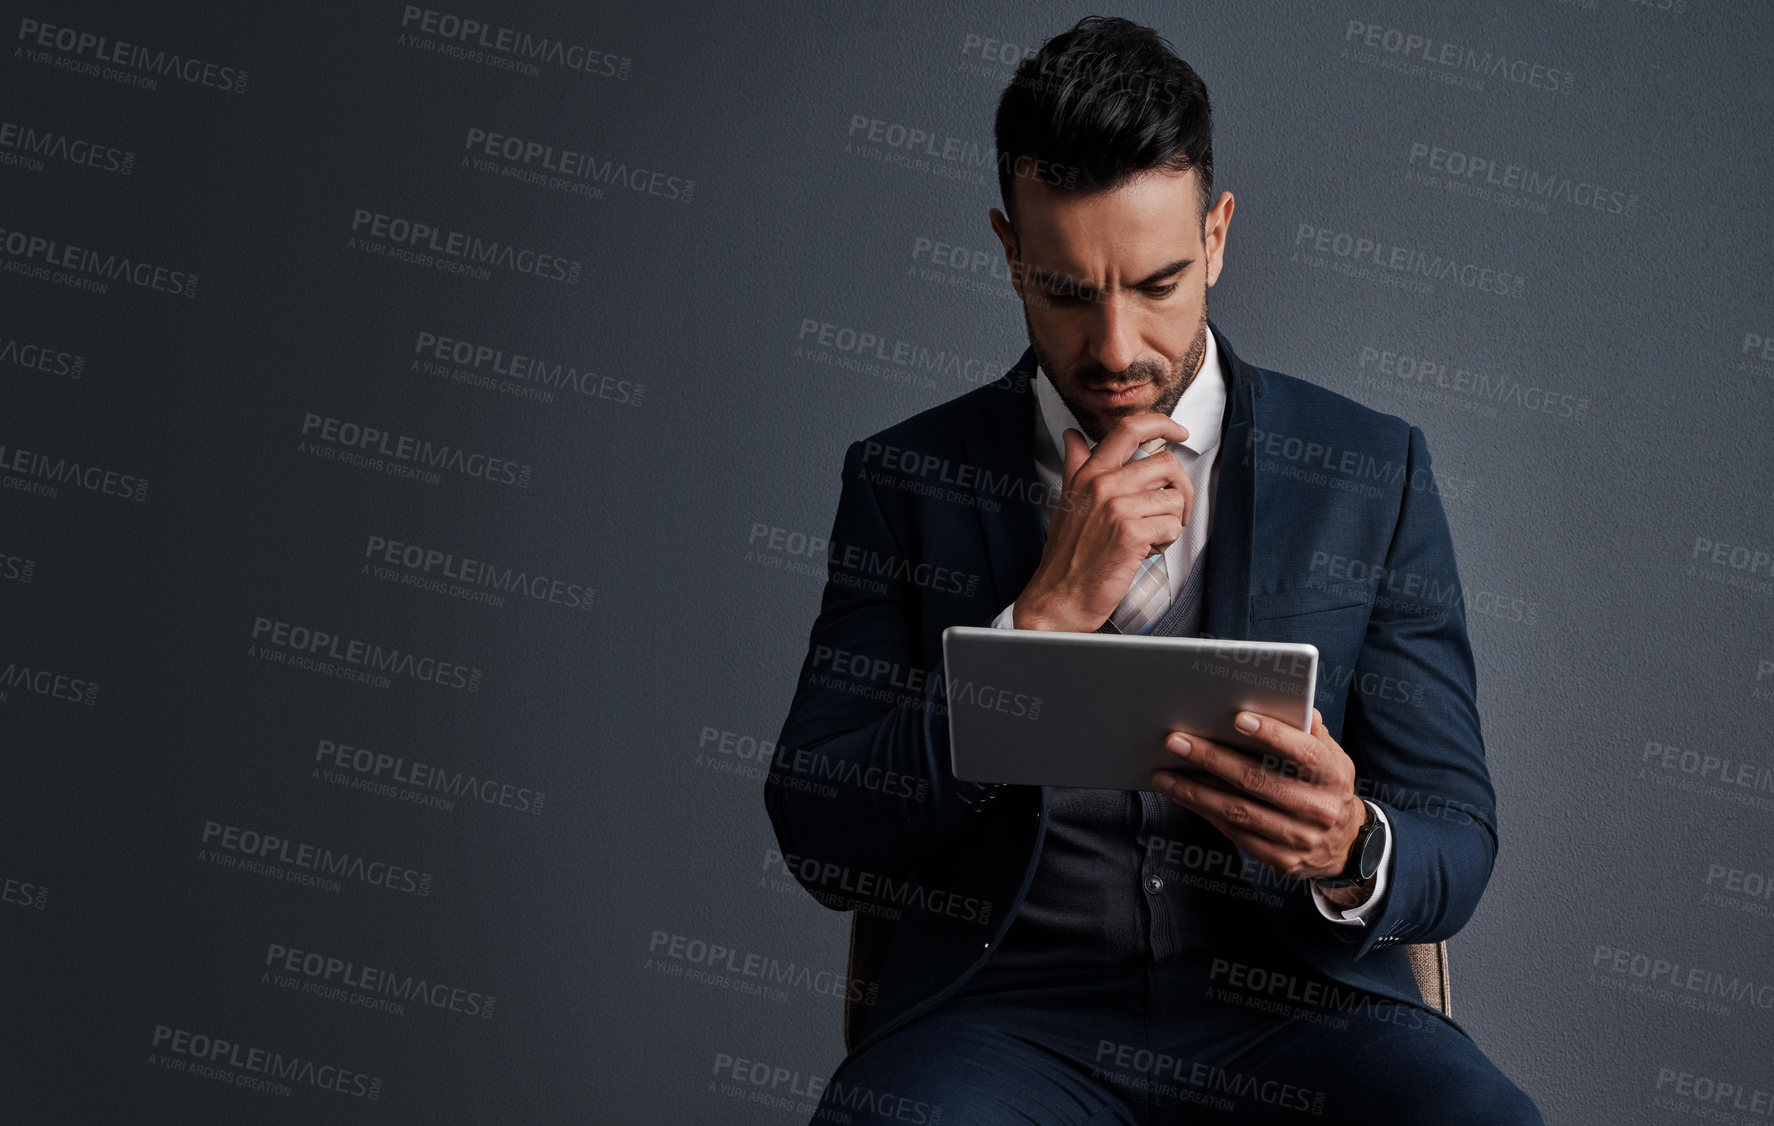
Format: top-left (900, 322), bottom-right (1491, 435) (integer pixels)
top-left (1203, 190), bottom-right (1235, 289)
top-left (988, 206), bottom-right (1024, 300)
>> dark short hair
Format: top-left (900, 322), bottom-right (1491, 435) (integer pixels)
top-left (994, 16), bottom-right (1214, 230)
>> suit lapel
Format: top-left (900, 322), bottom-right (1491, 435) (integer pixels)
top-left (1201, 320), bottom-right (1257, 644)
top-left (962, 349), bottom-right (1047, 611)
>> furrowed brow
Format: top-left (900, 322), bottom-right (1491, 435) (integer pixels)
top-left (1028, 257), bottom-right (1194, 293)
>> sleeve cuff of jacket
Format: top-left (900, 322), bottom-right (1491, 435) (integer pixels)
top-left (1310, 801), bottom-right (1394, 927)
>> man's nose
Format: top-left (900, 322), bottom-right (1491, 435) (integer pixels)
top-left (1088, 290), bottom-right (1141, 375)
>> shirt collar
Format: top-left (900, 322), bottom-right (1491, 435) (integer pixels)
top-left (1032, 326), bottom-right (1227, 473)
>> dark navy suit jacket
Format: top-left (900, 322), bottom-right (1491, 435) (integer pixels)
top-left (766, 321), bottom-right (1496, 1054)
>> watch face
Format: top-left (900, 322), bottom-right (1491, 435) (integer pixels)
top-left (1358, 821), bottom-right (1386, 879)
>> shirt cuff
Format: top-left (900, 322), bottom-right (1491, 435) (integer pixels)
top-left (990, 602), bottom-right (1017, 629)
top-left (1310, 801), bottom-right (1393, 927)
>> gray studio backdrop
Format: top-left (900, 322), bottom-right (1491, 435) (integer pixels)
top-left (2, 1), bottom-right (1770, 1122)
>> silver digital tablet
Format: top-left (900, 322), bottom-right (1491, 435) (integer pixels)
top-left (942, 625), bottom-right (1319, 791)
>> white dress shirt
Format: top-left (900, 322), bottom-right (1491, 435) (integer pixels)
top-left (987, 330), bottom-right (1393, 926)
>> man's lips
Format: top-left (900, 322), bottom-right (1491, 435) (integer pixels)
top-left (1083, 381), bottom-right (1150, 405)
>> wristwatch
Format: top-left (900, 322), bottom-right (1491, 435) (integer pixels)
top-left (1315, 799), bottom-right (1387, 888)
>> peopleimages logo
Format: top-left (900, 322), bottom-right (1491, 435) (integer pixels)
top-left (461, 126), bottom-right (693, 203)
top-left (250, 616), bottom-right (483, 693)
top-left (148, 1025), bottom-right (380, 1101)
top-left (264, 941), bottom-right (495, 1019)
top-left (1654, 1067), bottom-right (1773, 1120)
top-left (0, 226), bottom-right (196, 297)
top-left (299, 412), bottom-right (532, 489)
top-left (1341, 20), bottom-right (1574, 94)
top-left (1405, 141), bottom-right (1638, 217)
top-left (200, 820), bottom-right (434, 898)
top-left (0, 120), bottom-right (134, 175)
top-left (363, 534), bottom-right (593, 613)
top-left (16, 18), bottom-right (250, 93)
top-left (315, 736), bottom-right (546, 816)
top-left (1293, 222), bottom-right (1525, 298)
top-left (2, 874), bottom-right (49, 910)
top-left (795, 317), bottom-right (1021, 393)
top-left (1354, 344), bottom-right (1589, 422)
top-left (411, 330), bottom-right (643, 406)
top-left (1591, 943), bottom-right (1774, 1015)
top-left (0, 550), bottom-right (36, 584)
top-left (0, 660), bottom-right (99, 707)
top-left (0, 439), bottom-right (149, 501)
top-left (646, 930), bottom-right (878, 1006)
top-left (0, 332), bottom-right (86, 378)
top-left (397, 6), bottom-right (629, 79)
top-left (348, 208), bottom-right (581, 284)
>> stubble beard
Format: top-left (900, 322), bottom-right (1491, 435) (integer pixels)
top-left (1025, 291), bottom-right (1210, 444)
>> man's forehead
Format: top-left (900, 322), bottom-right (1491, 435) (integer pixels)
top-left (1011, 166), bottom-right (1205, 281)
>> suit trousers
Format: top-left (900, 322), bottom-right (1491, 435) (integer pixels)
top-left (812, 946), bottom-right (1543, 1125)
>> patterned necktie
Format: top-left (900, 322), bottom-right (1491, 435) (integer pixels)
top-left (1108, 437), bottom-right (1173, 635)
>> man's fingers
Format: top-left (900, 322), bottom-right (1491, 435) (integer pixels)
top-left (1064, 440), bottom-right (1193, 540)
top-left (1162, 733), bottom-right (1339, 830)
top-left (1078, 442), bottom-right (1193, 500)
top-left (1124, 513), bottom-right (1185, 558)
top-left (1083, 414), bottom-right (1191, 476)
top-left (1061, 427), bottom-right (1091, 488)
top-left (1102, 489), bottom-right (1189, 532)
top-left (1153, 772), bottom-right (1345, 879)
top-left (1153, 770), bottom-right (1315, 854)
top-left (1123, 447), bottom-right (1193, 493)
top-left (1196, 819), bottom-right (1311, 882)
top-left (1231, 710), bottom-right (1332, 778)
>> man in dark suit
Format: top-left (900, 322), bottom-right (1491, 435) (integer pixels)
top-left (766, 16), bottom-right (1542, 1124)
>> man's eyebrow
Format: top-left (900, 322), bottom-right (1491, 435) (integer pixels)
top-left (1027, 257), bottom-right (1195, 291)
